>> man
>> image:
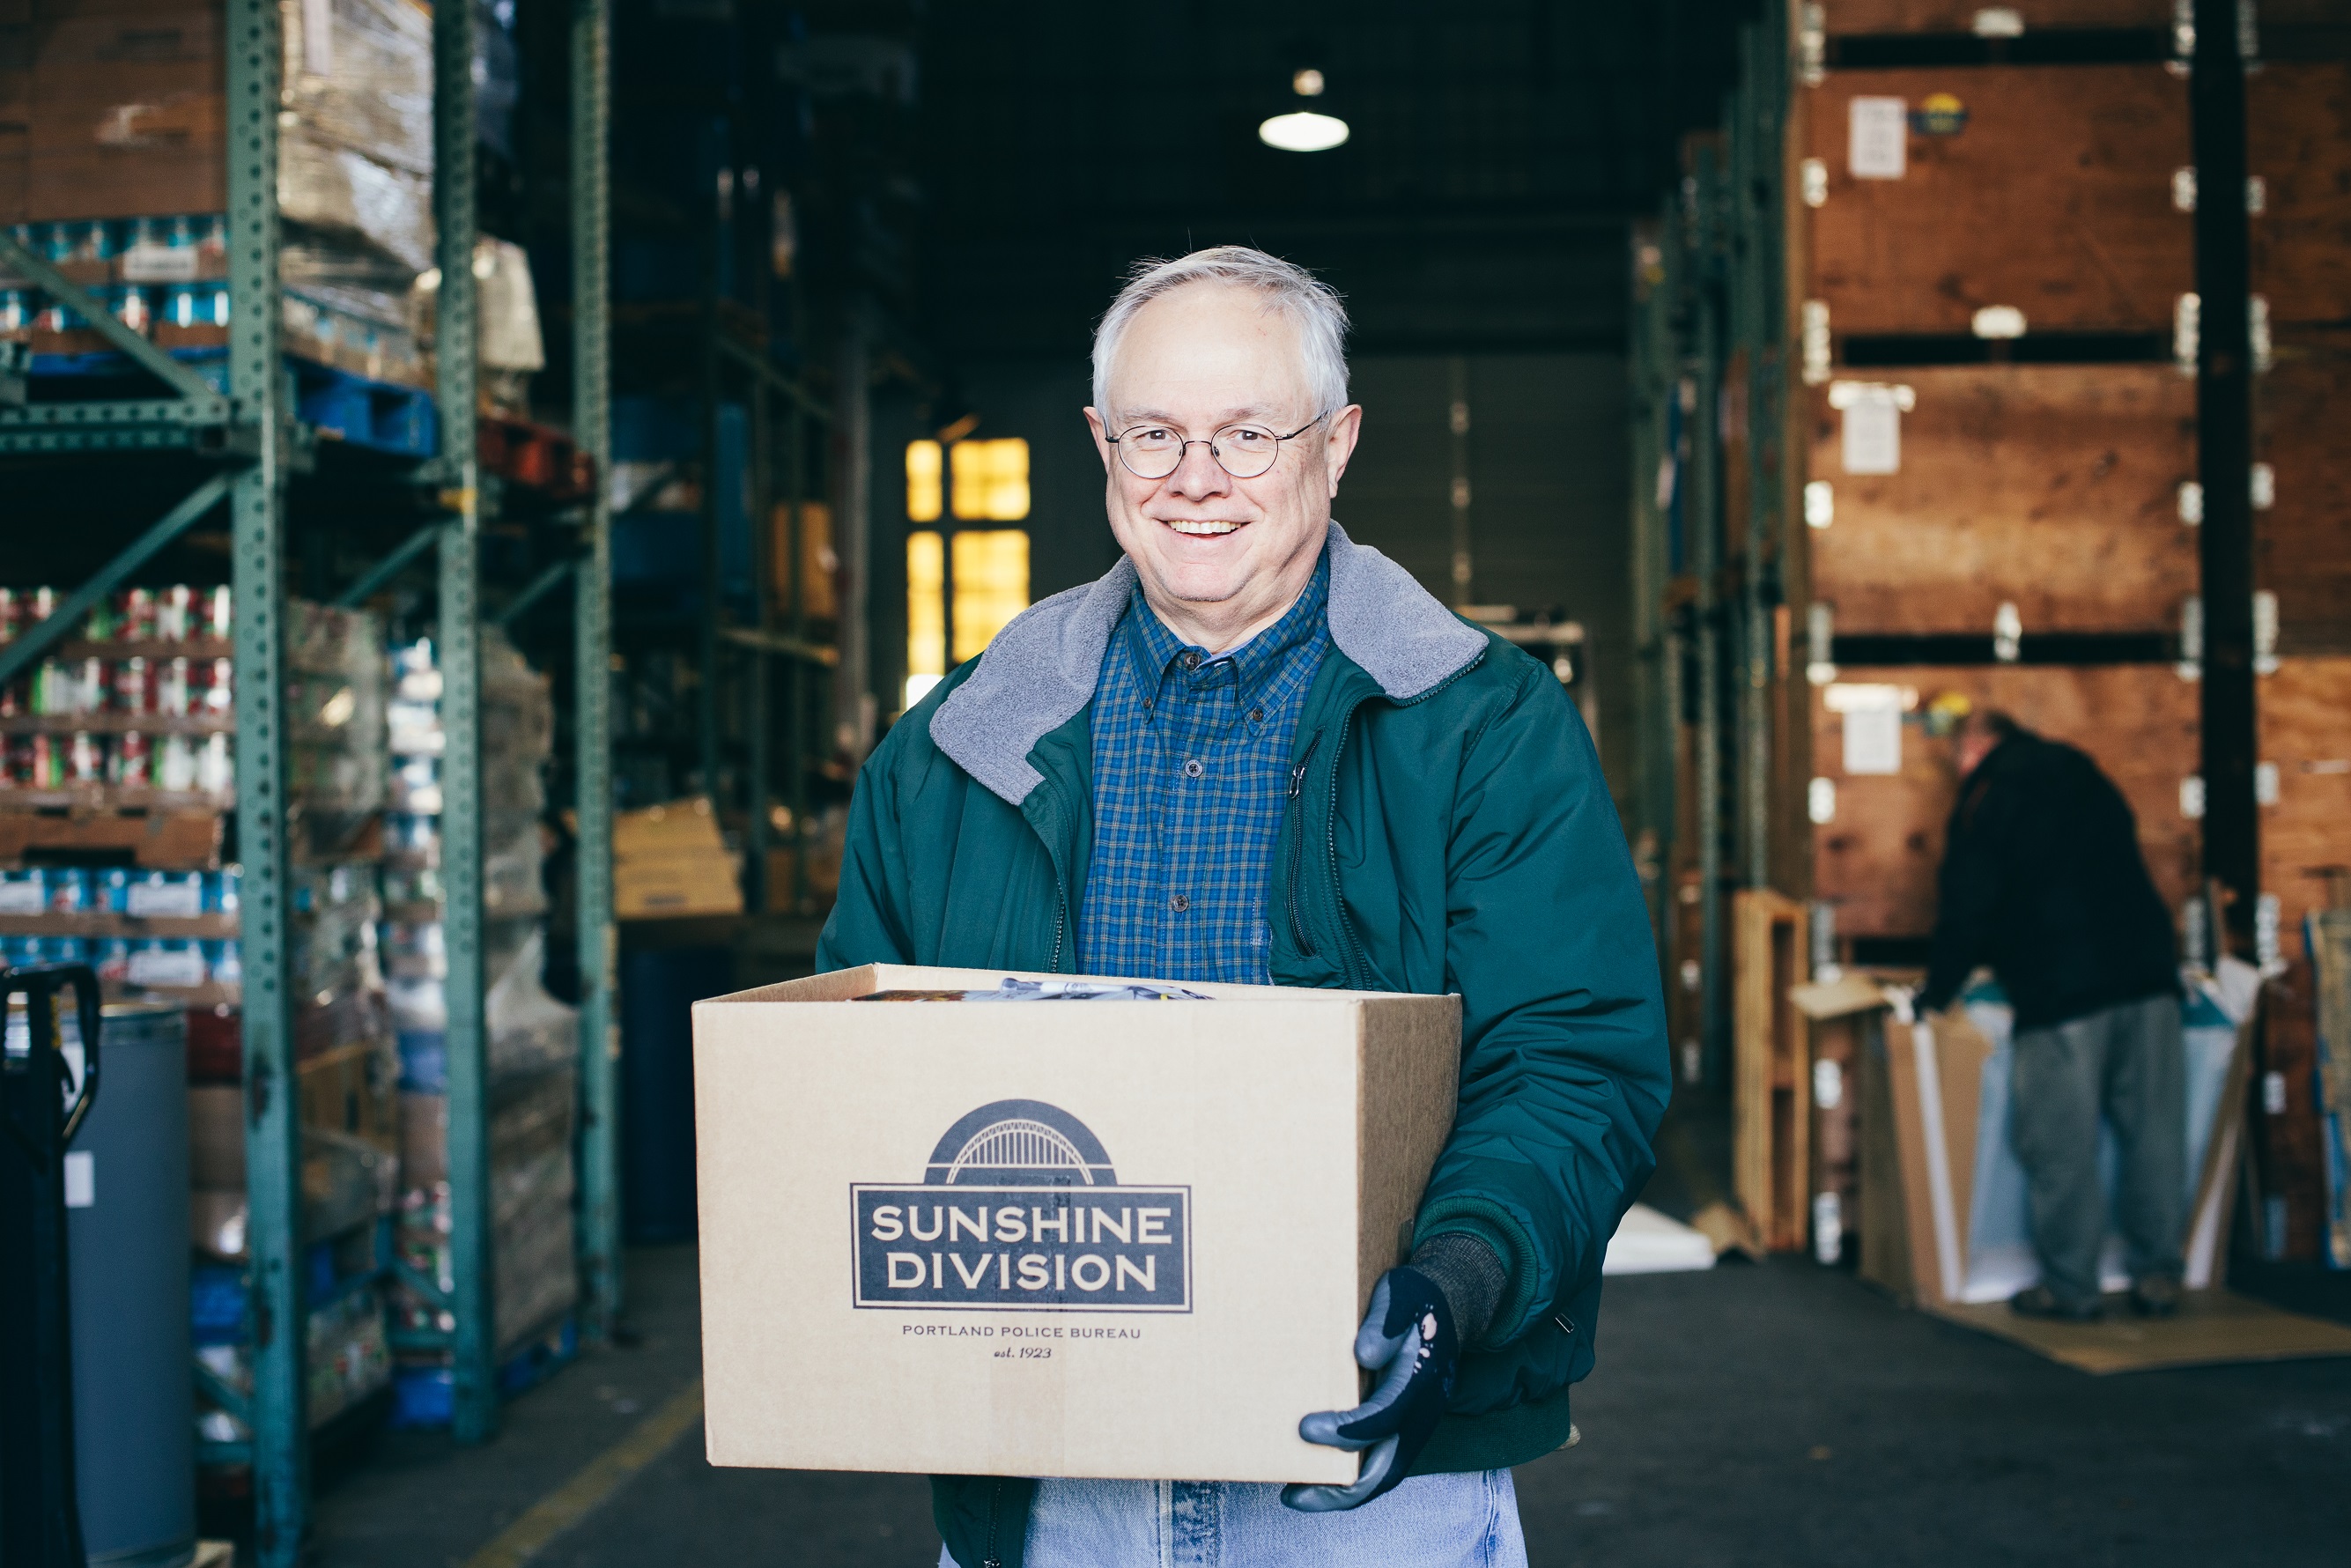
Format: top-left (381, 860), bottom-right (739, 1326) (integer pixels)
top-left (1919, 708), bottom-right (2185, 1323)
top-left (818, 247), bottom-right (1667, 1568)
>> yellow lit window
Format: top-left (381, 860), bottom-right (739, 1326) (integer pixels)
top-left (906, 440), bottom-right (943, 523)
top-left (952, 529), bottom-right (1030, 662)
top-left (906, 531), bottom-right (945, 707)
top-left (950, 438), bottom-right (1030, 521)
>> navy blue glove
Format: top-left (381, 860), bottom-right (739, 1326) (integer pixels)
top-left (1281, 1265), bottom-right (1459, 1513)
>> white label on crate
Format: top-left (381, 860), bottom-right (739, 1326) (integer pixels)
top-left (121, 243), bottom-right (201, 284)
top-left (63, 1151), bottom-right (94, 1209)
top-left (1808, 775), bottom-right (1837, 824)
top-left (0, 880), bottom-right (43, 914)
top-left (127, 878), bottom-right (203, 918)
top-left (128, 945), bottom-right (207, 987)
top-left (1841, 401), bottom-right (1901, 476)
top-left (2264, 1071), bottom-right (2288, 1116)
top-left (1841, 692), bottom-right (1904, 777)
top-left (1848, 97), bottom-right (1908, 180)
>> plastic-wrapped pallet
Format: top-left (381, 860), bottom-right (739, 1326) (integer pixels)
top-left (380, 626), bottom-right (577, 1410)
top-left (277, 0), bottom-right (436, 274)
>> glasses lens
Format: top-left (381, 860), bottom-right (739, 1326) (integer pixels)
top-left (1117, 426), bottom-right (1182, 479)
top-left (1212, 425), bottom-right (1281, 478)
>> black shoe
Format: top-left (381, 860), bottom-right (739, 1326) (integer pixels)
top-left (2130, 1276), bottom-right (2183, 1319)
top-left (2010, 1284), bottom-right (2103, 1322)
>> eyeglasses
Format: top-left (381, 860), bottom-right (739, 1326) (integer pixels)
top-left (1105, 413), bottom-right (1327, 481)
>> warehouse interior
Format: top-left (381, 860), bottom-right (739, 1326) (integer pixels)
top-left (4, 1), bottom-right (2350, 1565)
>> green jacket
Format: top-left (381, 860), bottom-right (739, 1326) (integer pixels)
top-left (816, 524), bottom-right (1668, 1568)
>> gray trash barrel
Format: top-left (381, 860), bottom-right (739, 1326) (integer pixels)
top-left (66, 1000), bottom-right (196, 1568)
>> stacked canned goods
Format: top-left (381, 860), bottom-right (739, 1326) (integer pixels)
top-left (0, 582), bottom-right (236, 795)
top-left (0, 867), bottom-right (244, 991)
top-left (0, 217), bottom-right (233, 351)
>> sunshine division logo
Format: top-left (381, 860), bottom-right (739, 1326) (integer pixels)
top-left (852, 1099), bottom-right (1192, 1312)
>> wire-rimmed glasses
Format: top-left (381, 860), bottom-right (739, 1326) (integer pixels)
top-left (1105, 413), bottom-right (1327, 481)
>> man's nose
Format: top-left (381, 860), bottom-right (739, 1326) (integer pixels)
top-left (1164, 440), bottom-right (1231, 499)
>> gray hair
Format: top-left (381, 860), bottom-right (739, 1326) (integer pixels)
top-left (1090, 246), bottom-right (1350, 419)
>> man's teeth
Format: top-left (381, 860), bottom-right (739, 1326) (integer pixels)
top-left (1167, 520), bottom-right (1241, 536)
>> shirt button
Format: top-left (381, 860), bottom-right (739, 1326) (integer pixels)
top-left (1170, 894), bottom-right (1190, 912)
top-left (1182, 651), bottom-right (1201, 670)
top-left (1182, 758), bottom-right (1204, 779)
top-left (1248, 706), bottom-right (1264, 723)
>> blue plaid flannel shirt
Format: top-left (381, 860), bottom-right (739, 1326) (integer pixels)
top-left (1077, 553), bottom-right (1331, 986)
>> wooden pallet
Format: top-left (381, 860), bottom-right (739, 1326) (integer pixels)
top-left (0, 804), bottom-right (223, 869)
top-left (50, 639), bottom-right (234, 662)
top-left (1734, 890), bottom-right (1811, 1252)
top-left (478, 413), bottom-right (596, 501)
top-left (1810, 664), bottom-right (2200, 940)
top-left (0, 912), bottom-right (236, 938)
top-left (1803, 63), bottom-right (2190, 338)
top-left (1807, 363), bottom-right (2196, 635)
top-left (0, 713), bottom-right (234, 735)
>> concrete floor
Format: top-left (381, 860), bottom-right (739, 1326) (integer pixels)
top-left (307, 1243), bottom-right (2351, 1568)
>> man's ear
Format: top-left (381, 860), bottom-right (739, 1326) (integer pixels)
top-left (1083, 406), bottom-right (1113, 475)
top-left (1322, 404), bottom-right (1364, 496)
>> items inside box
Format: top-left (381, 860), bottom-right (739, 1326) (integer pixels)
top-left (855, 978), bottom-right (1214, 1002)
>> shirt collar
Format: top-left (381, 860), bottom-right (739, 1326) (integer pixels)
top-left (1122, 551), bottom-right (1330, 700)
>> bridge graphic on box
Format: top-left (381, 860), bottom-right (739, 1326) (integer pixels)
top-left (852, 1099), bottom-right (1192, 1312)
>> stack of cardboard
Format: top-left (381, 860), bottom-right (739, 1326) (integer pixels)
top-left (0, 0), bottom-right (433, 263)
top-left (614, 796), bottom-right (743, 920)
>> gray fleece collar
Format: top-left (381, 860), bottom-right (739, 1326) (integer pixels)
top-left (929, 521), bottom-right (1486, 806)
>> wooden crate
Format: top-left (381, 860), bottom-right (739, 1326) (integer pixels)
top-left (2258, 331), bottom-right (2351, 655)
top-left (1820, 1), bottom-right (2171, 28)
top-left (2260, 657), bottom-right (2351, 946)
top-left (1808, 364), bottom-right (2196, 634)
top-left (1804, 65), bottom-right (2190, 337)
top-left (1811, 665), bottom-right (2199, 939)
top-left (1734, 890), bottom-right (1810, 1251)
top-left (2250, 63), bottom-right (2351, 329)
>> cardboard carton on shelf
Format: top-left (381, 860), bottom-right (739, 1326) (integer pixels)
top-left (692, 963), bottom-right (1460, 1485)
top-left (614, 796), bottom-right (743, 920)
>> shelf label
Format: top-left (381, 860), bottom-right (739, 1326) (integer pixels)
top-left (121, 244), bottom-right (201, 284)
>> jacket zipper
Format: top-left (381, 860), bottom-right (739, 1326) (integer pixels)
top-left (980, 1477), bottom-right (1004, 1568)
top-left (1284, 736), bottom-right (1320, 955)
top-left (1322, 706), bottom-right (1371, 990)
top-left (1049, 892), bottom-right (1067, 973)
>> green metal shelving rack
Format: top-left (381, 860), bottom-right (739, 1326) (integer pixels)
top-left (1623, 8), bottom-right (1796, 1091)
top-left (0, 0), bottom-right (616, 1557)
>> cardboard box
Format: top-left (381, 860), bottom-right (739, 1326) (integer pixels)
top-left (692, 963), bottom-right (1460, 1484)
top-left (614, 795), bottom-right (728, 858)
top-left (614, 853), bottom-right (743, 920)
top-left (615, 796), bottom-right (743, 919)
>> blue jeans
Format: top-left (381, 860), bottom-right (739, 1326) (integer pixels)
top-left (938, 1471), bottom-right (1527, 1568)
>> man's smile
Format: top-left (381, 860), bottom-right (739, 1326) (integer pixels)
top-left (1162, 518), bottom-right (1246, 536)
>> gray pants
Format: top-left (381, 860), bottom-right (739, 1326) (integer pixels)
top-left (2008, 992), bottom-right (2186, 1308)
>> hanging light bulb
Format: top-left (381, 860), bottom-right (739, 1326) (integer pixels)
top-left (1261, 64), bottom-right (1347, 152)
top-left (1259, 111), bottom-right (1349, 151)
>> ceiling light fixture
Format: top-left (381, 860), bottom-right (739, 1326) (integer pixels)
top-left (1292, 68), bottom-right (1325, 96)
top-left (1260, 109), bottom-right (1349, 152)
